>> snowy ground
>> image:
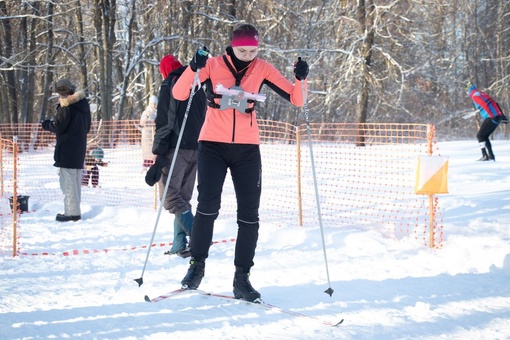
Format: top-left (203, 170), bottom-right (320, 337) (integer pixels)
top-left (1, 140), bottom-right (510, 339)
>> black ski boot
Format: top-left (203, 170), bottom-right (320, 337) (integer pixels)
top-left (181, 258), bottom-right (205, 290)
top-left (487, 151), bottom-right (496, 161)
top-left (233, 267), bottom-right (261, 302)
top-left (478, 147), bottom-right (491, 161)
top-left (486, 145), bottom-right (496, 161)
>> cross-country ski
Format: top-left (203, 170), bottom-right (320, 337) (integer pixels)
top-left (144, 288), bottom-right (344, 327)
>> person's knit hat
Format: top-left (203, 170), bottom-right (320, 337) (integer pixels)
top-left (53, 79), bottom-right (76, 96)
top-left (159, 55), bottom-right (183, 79)
top-left (231, 23), bottom-right (259, 47)
top-left (467, 82), bottom-right (476, 95)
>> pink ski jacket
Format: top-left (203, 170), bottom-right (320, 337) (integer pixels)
top-left (173, 54), bottom-right (307, 145)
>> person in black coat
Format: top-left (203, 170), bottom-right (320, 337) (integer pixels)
top-left (145, 55), bottom-right (206, 257)
top-left (41, 79), bottom-right (91, 222)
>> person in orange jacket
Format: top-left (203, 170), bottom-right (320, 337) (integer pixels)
top-left (172, 22), bottom-right (309, 302)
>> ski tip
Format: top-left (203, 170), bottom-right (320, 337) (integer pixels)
top-left (324, 287), bottom-right (334, 297)
top-left (144, 295), bottom-right (152, 303)
top-left (333, 319), bottom-right (344, 326)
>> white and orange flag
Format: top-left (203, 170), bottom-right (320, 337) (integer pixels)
top-left (415, 155), bottom-right (449, 194)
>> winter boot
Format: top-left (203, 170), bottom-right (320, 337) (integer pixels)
top-left (486, 148), bottom-right (496, 161)
top-left (181, 258), bottom-right (205, 290)
top-left (477, 147), bottom-right (490, 161)
top-left (170, 210), bottom-right (193, 254)
top-left (233, 267), bottom-right (261, 302)
top-left (177, 246), bottom-right (191, 258)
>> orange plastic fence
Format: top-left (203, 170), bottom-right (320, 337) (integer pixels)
top-left (0, 138), bottom-right (21, 256)
top-left (0, 120), bottom-right (443, 256)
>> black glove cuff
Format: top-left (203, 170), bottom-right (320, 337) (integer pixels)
top-left (156, 155), bottom-right (170, 168)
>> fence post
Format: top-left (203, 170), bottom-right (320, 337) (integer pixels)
top-left (12, 136), bottom-right (18, 257)
top-left (154, 185), bottom-right (158, 210)
top-left (296, 126), bottom-right (303, 226)
top-left (427, 124), bottom-right (435, 248)
top-left (0, 137), bottom-right (3, 196)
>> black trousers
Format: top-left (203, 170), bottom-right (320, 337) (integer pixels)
top-left (191, 142), bottom-right (261, 269)
top-left (477, 116), bottom-right (501, 157)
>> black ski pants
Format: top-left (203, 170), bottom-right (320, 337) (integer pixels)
top-left (477, 116), bottom-right (502, 158)
top-left (191, 141), bottom-right (261, 269)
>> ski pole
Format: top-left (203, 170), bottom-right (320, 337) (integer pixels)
top-left (299, 59), bottom-right (334, 296)
top-left (135, 67), bottom-right (203, 287)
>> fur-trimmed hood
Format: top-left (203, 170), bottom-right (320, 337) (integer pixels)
top-left (58, 90), bottom-right (86, 107)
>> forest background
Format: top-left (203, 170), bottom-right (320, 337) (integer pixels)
top-left (1, 0), bottom-right (509, 141)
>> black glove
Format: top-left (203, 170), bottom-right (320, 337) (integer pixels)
top-left (294, 57), bottom-right (309, 81)
top-left (145, 156), bottom-right (170, 187)
top-left (41, 120), bottom-right (52, 131)
top-left (190, 47), bottom-right (209, 72)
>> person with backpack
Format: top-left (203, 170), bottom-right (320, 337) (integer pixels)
top-left (82, 146), bottom-right (108, 188)
top-left (145, 55), bottom-right (206, 258)
top-left (467, 83), bottom-right (507, 161)
top-left (172, 23), bottom-right (309, 302)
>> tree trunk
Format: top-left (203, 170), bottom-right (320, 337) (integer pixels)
top-left (38, 1), bottom-right (54, 123)
top-left (0, 0), bottom-right (18, 124)
top-left (355, 0), bottom-right (375, 147)
top-left (74, 0), bottom-right (89, 94)
top-left (116, 0), bottom-right (136, 121)
top-left (94, 0), bottom-right (117, 146)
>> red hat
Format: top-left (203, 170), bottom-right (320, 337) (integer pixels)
top-left (231, 24), bottom-right (259, 47)
top-left (159, 55), bottom-right (183, 78)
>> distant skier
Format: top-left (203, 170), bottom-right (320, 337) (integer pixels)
top-left (467, 82), bottom-right (507, 161)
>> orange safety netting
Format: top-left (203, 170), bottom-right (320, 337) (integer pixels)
top-left (0, 120), bottom-right (443, 256)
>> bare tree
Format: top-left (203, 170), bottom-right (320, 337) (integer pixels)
top-left (38, 1), bottom-right (55, 123)
top-left (20, 2), bottom-right (38, 124)
top-left (0, 0), bottom-right (509, 142)
top-left (0, 0), bottom-right (18, 124)
top-left (74, 0), bottom-right (91, 95)
top-left (354, 0), bottom-right (375, 146)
